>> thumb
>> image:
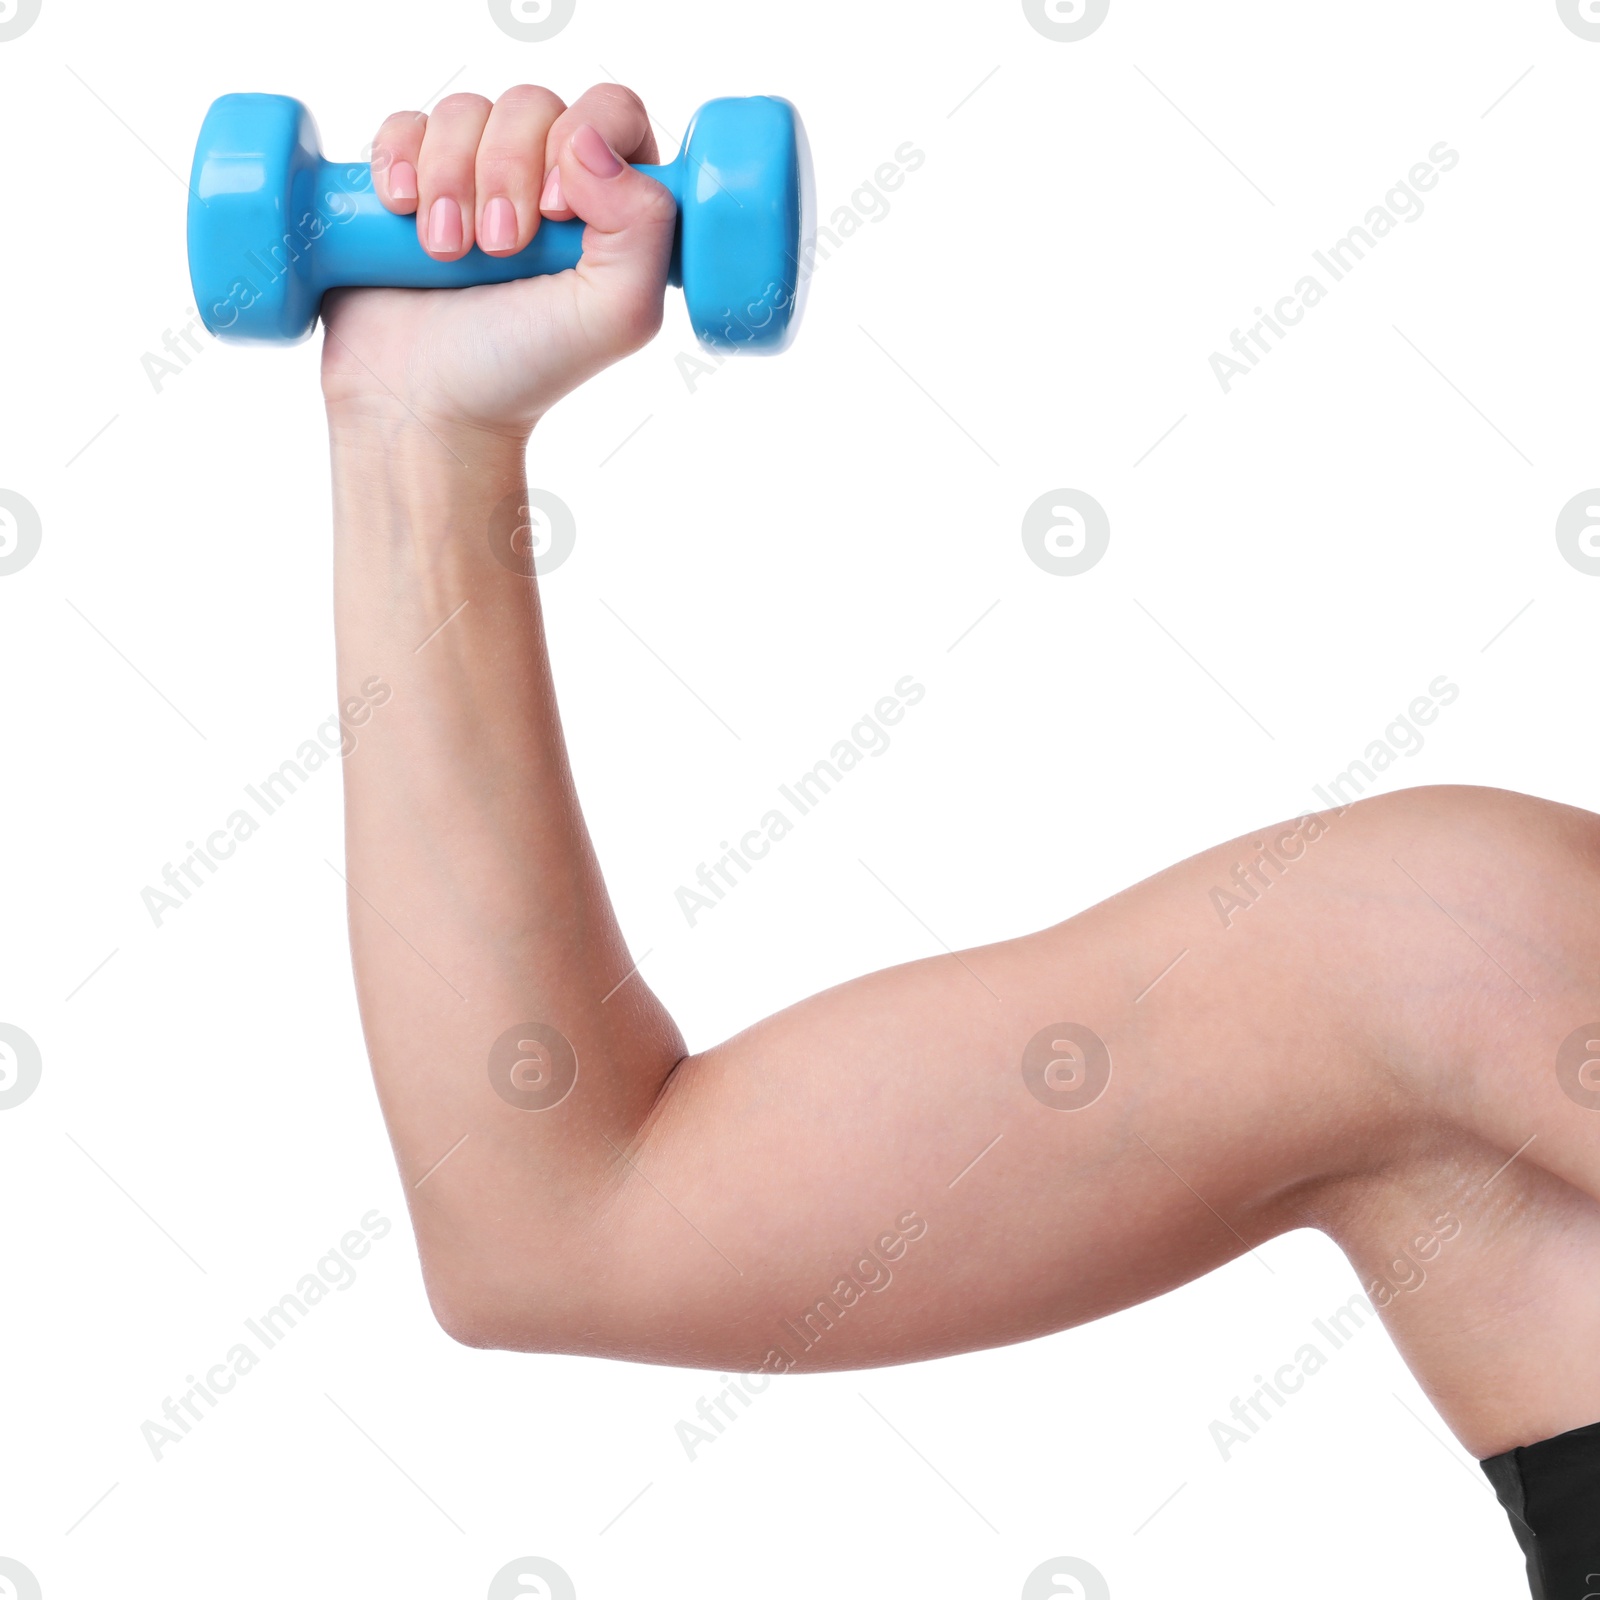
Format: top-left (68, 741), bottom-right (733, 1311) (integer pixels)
top-left (557, 123), bottom-right (677, 356)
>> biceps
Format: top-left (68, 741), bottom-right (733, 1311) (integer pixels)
top-left (560, 920), bottom-right (1288, 1370)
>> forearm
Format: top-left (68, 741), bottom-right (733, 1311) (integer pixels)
top-left (329, 412), bottom-right (684, 1325)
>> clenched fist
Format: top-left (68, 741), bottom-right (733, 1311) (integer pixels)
top-left (320, 83), bottom-right (677, 440)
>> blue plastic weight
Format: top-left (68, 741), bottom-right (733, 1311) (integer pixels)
top-left (187, 93), bottom-right (813, 353)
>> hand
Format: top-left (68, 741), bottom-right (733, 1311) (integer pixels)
top-left (320, 83), bottom-right (677, 442)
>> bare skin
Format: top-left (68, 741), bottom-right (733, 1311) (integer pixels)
top-left (322, 82), bottom-right (1600, 1466)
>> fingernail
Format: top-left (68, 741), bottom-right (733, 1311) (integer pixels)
top-left (389, 159), bottom-right (417, 203)
top-left (539, 165), bottom-right (564, 215)
top-left (427, 195), bottom-right (463, 253)
top-left (572, 123), bottom-right (624, 178)
top-left (482, 196), bottom-right (517, 252)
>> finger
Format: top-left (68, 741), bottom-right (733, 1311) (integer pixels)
top-left (553, 120), bottom-right (678, 356)
top-left (371, 109), bottom-right (428, 213)
top-left (416, 92), bottom-right (494, 259)
top-left (474, 84), bottom-right (567, 256)
top-left (539, 82), bottom-right (659, 221)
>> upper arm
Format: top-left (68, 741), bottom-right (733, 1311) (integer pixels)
top-left (451, 825), bottom-right (1394, 1369)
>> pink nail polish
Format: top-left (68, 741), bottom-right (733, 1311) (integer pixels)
top-left (389, 160), bottom-right (417, 203)
top-left (482, 197), bottom-right (516, 252)
top-left (572, 124), bottom-right (624, 179)
top-left (427, 196), bottom-right (463, 253)
top-left (539, 166), bottom-right (564, 214)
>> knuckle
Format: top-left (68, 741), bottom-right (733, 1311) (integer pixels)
top-left (420, 153), bottom-right (476, 188)
top-left (475, 154), bottom-right (533, 195)
top-left (376, 110), bottom-right (425, 145)
top-left (595, 81), bottom-right (645, 115)
top-left (571, 81), bottom-right (648, 137)
top-left (435, 91), bottom-right (494, 120)
top-left (498, 83), bottom-right (564, 118)
top-left (639, 180), bottom-right (678, 226)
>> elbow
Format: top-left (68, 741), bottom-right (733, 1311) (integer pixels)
top-left (426, 1287), bottom-right (508, 1351)
top-left (418, 1245), bottom-right (585, 1355)
top-left (422, 1270), bottom-right (555, 1353)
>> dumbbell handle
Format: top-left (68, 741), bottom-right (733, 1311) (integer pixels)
top-left (294, 156), bottom-right (686, 291)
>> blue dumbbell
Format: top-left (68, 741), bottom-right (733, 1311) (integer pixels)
top-left (187, 93), bottom-right (813, 353)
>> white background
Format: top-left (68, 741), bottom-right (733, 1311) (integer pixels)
top-left (2, 1), bottom-right (1594, 1595)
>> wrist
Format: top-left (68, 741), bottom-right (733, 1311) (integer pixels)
top-left (326, 397), bottom-right (531, 456)
top-left (327, 406), bottom-right (531, 511)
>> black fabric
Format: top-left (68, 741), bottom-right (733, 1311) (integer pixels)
top-left (1481, 1419), bottom-right (1600, 1599)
